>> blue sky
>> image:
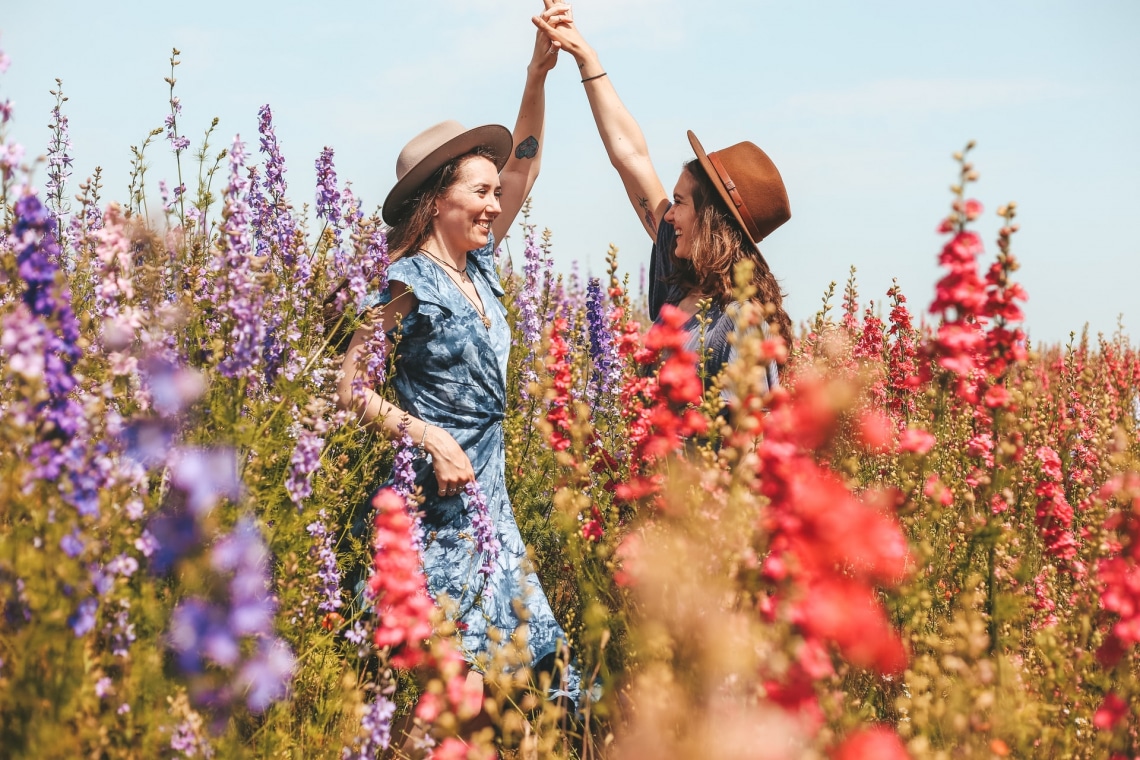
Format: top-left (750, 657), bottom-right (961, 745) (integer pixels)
top-left (3, 0), bottom-right (1138, 344)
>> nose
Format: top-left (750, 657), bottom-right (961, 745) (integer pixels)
top-left (664, 204), bottom-right (675, 223)
top-left (487, 195), bottom-right (502, 215)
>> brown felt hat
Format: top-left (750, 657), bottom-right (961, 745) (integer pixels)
top-left (687, 130), bottom-right (790, 243)
top-left (382, 120), bottom-right (513, 226)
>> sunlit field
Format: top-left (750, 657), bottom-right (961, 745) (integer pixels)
top-left (2, 46), bottom-right (1138, 759)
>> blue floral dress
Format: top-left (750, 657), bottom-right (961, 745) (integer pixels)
top-left (367, 237), bottom-right (577, 696)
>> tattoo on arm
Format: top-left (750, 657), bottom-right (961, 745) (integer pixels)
top-left (638, 196), bottom-right (657, 232)
top-left (515, 136), bottom-right (539, 160)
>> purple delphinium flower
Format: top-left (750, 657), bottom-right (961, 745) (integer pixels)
top-left (255, 105), bottom-right (310, 308)
top-left (9, 191), bottom-right (93, 506)
top-left (585, 277), bottom-right (622, 408)
top-left (170, 712), bottom-right (215, 758)
top-left (45, 86), bottom-right (74, 250)
top-left (60, 528), bottom-right (85, 558)
top-left (286, 416), bottom-right (327, 509)
top-left (69, 597), bottom-right (98, 636)
top-left (140, 355), bottom-right (206, 419)
top-left (169, 598), bottom-right (238, 671)
top-left (169, 447), bottom-right (242, 518)
top-left (341, 695), bottom-right (396, 759)
top-left (212, 518), bottom-right (275, 638)
top-left (213, 136), bottom-right (268, 384)
top-left (165, 96), bottom-right (190, 153)
top-left (391, 424), bottom-right (424, 553)
top-left (464, 480), bottom-right (500, 578)
top-left (107, 601), bottom-right (136, 657)
top-left (315, 146), bottom-right (343, 252)
top-left (166, 515), bottom-right (298, 716)
top-left (517, 224), bottom-right (544, 402)
top-left (95, 676), bottom-right (113, 699)
top-left (351, 324), bottom-right (388, 405)
top-left (236, 638), bottom-right (296, 713)
top-left (305, 509), bottom-right (343, 614)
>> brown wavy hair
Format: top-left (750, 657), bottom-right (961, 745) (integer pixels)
top-left (669, 159), bottom-right (792, 350)
top-left (385, 145), bottom-right (502, 262)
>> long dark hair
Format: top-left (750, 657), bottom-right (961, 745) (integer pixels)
top-left (385, 145), bottom-right (502, 262)
top-left (670, 159), bottom-right (793, 350)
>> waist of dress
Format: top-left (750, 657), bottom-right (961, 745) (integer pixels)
top-left (415, 410), bottom-right (505, 430)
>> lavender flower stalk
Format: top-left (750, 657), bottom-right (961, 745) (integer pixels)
top-left (315, 146), bottom-right (344, 268)
top-left (391, 423), bottom-right (424, 553)
top-left (517, 224), bottom-right (543, 401)
top-left (585, 277), bottom-right (621, 408)
top-left (213, 136), bottom-right (268, 385)
top-left (464, 480), bottom-right (500, 578)
top-left (44, 81), bottom-right (73, 252)
top-left (305, 509), bottom-right (343, 614)
top-left (341, 695), bottom-right (396, 759)
top-left (286, 414), bottom-right (328, 509)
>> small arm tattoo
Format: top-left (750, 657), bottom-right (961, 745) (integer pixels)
top-left (638, 196), bottom-right (657, 232)
top-left (515, 135), bottom-right (539, 160)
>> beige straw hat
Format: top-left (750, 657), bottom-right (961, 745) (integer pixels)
top-left (382, 120), bottom-right (513, 226)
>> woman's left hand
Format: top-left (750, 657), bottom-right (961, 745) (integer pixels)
top-left (529, 1), bottom-right (572, 73)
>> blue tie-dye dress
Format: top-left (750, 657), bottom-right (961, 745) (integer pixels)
top-left (366, 237), bottom-right (576, 696)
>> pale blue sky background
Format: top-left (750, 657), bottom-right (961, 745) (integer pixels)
top-left (3, 1), bottom-right (1138, 344)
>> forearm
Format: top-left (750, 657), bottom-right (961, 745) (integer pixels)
top-left (341, 380), bottom-right (428, 442)
top-left (495, 64), bottom-right (550, 240)
top-left (508, 65), bottom-right (549, 177)
top-left (573, 48), bottom-right (652, 169)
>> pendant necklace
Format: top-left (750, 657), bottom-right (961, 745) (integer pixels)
top-left (421, 250), bottom-right (492, 328)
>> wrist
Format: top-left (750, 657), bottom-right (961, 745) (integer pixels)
top-left (421, 424), bottom-right (444, 455)
top-left (574, 48), bottom-right (599, 72)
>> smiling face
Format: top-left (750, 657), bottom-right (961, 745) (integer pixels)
top-left (664, 168), bottom-right (699, 260)
top-left (433, 154), bottom-right (502, 252)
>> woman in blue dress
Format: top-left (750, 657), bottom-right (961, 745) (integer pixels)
top-left (535, 9), bottom-right (792, 393)
top-left (337, 3), bottom-right (579, 713)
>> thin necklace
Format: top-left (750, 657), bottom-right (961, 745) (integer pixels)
top-left (420, 250), bottom-right (491, 329)
top-left (421, 249), bottom-right (468, 278)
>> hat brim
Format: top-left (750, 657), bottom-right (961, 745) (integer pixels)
top-left (687, 129), bottom-right (764, 244)
top-left (382, 124), bottom-right (513, 226)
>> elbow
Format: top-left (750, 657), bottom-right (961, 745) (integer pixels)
top-left (334, 366), bottom-right (357, 413)
top-left (607, 143), bottom-right (650, 174)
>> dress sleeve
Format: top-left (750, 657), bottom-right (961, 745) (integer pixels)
top-left (372, 256), bottom-right (449, 338)
top-left (648, 210), bottom-right (683, 321)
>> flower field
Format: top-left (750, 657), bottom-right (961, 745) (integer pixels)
top-left (2, 46), bottom-right (1139, 760)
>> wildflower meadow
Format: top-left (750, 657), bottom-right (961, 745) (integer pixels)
top-left (2, 44), bottom-right (1139, 760)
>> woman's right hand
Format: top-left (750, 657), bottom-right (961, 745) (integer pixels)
top-left (422, 424), bottom-right (476, 498)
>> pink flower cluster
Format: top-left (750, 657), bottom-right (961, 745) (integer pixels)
top-left (749, 373), bottom-right (912, 727)
top-left (611, 305), bottom-right (707, 506)
top-left (1033, 446), bottom-right (1079, 566)
top-left (368, 488), bottom-right (434, 669)
top-left (927, 199), bottom-right (1027, 408)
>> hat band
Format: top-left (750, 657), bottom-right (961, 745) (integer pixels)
top-left (707, 151), bottom-right (761, 241)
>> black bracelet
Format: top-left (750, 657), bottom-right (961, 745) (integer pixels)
top-left (581, 72), bottom-right (607, 84)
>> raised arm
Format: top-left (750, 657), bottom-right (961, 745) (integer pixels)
top-left (533, 8), bottom-right (669, 240)
top-left (493, 10), bottom-right (564, 244)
